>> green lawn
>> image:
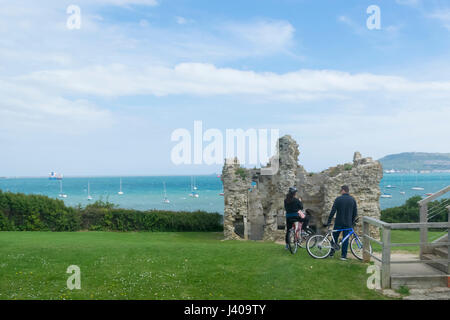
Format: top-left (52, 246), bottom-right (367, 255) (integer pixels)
top-left (371, 230), bottom-right (447, 253)
top-left (0, 231), bottom-right (388, 300)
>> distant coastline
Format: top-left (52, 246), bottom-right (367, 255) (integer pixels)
top-left (379, 152), bottom-right (450, 172)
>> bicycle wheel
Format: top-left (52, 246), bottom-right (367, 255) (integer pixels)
top-left (287, 229), bottom-right (298, 254)
top-left (306, 234), bottom-right (331, 259)
top-left (350, 235), bottom-right (372, 260)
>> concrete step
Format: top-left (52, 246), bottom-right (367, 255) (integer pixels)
top-left (391, 274), bottom-right (448, 290)
top-left (422, 253), bottom-right (449, 274)
top-left (433, 247), bottom-right (448, 259)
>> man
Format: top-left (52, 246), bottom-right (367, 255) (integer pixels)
top-left (324, 185), bottom-right (357, 261)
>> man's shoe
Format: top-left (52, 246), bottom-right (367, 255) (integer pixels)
top-left (285, 244), bottom-right (289, 250)
top-left (340, 257), bottom-right (348, 261)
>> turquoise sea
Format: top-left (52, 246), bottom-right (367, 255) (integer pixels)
top-left (0, 173), bottom-right (449, 213)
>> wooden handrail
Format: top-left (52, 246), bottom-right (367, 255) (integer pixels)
top-left (390, 222), bottom-right (449, 229)
top-left (418, 185), bottom-right (450, 205)
top-left (362, 214), bottom-right (450, 289)
top-left (362, 216), bottom-right (390, 228)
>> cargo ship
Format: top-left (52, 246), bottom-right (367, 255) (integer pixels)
top-left (48, 172), bottom-right (63, 180)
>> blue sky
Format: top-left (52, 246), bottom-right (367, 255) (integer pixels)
top-left (0, 0), bottom-right (449, 176)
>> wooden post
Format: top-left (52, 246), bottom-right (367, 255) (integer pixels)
top-left (419, 202), bottom-right (429, 258)
top-left (381, 225), bottom-right (391, 289)
top-left (363, 219), bottom-right (370, 263)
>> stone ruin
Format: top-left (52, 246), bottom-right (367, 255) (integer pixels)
top-left (221, 135), bottom-right (383, 241)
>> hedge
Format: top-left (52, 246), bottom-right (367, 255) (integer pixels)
top-left (381, 195), bottom-right (449, 223)
top-left (0, 191), bottom-right (223, 232)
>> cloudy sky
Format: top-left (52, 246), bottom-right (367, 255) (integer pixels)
top-left (1, 0), bottom-right (449, 176)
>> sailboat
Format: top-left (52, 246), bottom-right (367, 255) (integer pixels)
top-left (58, 180), bottom-right (67, 198)
top-left (381, 187), bottom-right (392, 198)
top-left (87, 182), bottom-right (93, 201)
top-left (163, 182), bottom-right (170, 204)
top-left (189, 176), bottom-right (199, 198)
top-left (193, 176), bottom-right (198, 190)
top-left (399, 175), bottom-right (406, 194)
top-left (118, 178), bottom-right (124, 195)
top-left (411, 172), bottom-right (424, 191)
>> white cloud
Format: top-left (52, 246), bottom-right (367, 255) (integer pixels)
top-left (395, 0), bottom-right (420, 7)
top-left (0, 80), bottom-right (114, 135)
top-left (19, 63), bottom-right (450, 104)
top-left (223, 20), bottom-right (295, 53)
top-left (427, 9), bottom-right (450, 30)
top-left (282, 105), bottom-right (450, 171)
top-left (92, 0), bottom-right (158, 6)
top-left (176, 16), bottom-right (187, 25)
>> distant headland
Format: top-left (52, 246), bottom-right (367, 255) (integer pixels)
top-left (379, 152), bottom-right (450, 173)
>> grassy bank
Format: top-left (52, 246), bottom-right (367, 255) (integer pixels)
top-left (371, 229), bottom-right (446, 253)
top-left (0, 231), bottom-right (387, 300)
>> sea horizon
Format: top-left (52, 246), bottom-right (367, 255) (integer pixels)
top-left (1, 172), bottom-right (449, 214)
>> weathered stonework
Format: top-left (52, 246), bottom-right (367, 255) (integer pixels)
top-left (221, 135), bottom-right (383, 241)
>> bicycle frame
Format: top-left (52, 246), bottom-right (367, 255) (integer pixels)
top-left (326, 227), bottom-right (362, 249)
top-left (291, 221), bottom-right (303, 241)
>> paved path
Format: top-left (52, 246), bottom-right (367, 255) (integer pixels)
top-left (382, 287), bottom-right (450, 300)
top-left (372, 252), bottom-right (449, 300)
top-left (372, 252), bottom-right (445, 277)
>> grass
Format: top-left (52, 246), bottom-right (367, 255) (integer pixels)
top-left (396, 286), bottom-right (410, 296)
top-left (371, 230), bottom-right (447, 253)
top-left (0, 231), bottom-right (388, 300)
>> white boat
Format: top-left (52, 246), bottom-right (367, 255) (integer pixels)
top-left (189, 176), bottom-right (199, 198)
top-left (193, 176), bottom-right (198, 190)
top-left (399, 176), bottom-right (405, 195)
top-left (411, 174), bottom-right (424, 191)
top-left (49, 171), bottom-right (63, 180)
top-left (163, 182), bottom-right (170, 204)
top-left (381, 194), bottom-right (392, 198)
top-left (58, 180), bottom-right (67, 198)
top-left (118, 178), bottom-right (124, 195)
top-left (87, 182), bottom-right (93, 201)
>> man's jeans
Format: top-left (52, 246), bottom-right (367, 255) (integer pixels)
top-left (330, 226), bottom-right (351, 258)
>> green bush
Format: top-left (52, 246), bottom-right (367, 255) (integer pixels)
top-left (343, 163), bottom-right (353, 171)
top-left (235, 167), bottom-right (247, 180)
top-left (381, 196), bottom-right (448, 223)
top-left (81, 201), bottom-right (223, 232)
top-left (0, 192), bottom-right (223, 232)
top-left (0, 190), bottom-right (81, 231)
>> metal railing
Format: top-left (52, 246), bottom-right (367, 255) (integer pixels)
top-left (362, 207), bottom-right (450, 289)
top-left (418, 185), bottom-right (450, 257)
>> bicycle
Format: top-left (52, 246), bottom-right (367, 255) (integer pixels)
top-left (287, 222), bottom-right (314, 254)
top-left (306, 223), bottom-right (372, 260)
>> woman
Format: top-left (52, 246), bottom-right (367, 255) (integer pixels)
top-left (284, 186), bottom-right (308, 249)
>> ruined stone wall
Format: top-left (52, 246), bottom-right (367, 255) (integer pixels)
top-left (221, 135), bottom-right (383, 241)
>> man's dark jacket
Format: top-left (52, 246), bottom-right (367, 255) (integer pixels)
top-left (327, 193), bottom-right (358, 227)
